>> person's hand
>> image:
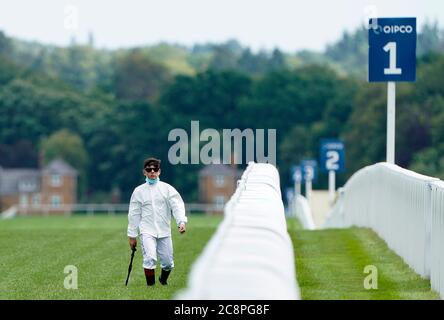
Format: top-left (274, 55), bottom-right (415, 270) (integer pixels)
top-left (129, 237), bottom-right (137, 250)
top-left (178, 223), bottom-right (186, 234)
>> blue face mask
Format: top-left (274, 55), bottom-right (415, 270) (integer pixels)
top-left (146, 177), bottom-right (159, 185)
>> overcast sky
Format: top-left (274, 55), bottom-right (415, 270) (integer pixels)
top-left (1, 0), bottom-right (443, 52)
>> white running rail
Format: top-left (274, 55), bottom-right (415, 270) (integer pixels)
top-left (0, 206), bottom-right (17, 219)
top-left (430, 181), bottom-right (444, 298)
top-left (15, 203), bottom-right (224, 216)
top-left (290, 194), bottom-right (316, 230)
top-left (176, 162), bottom-right (300, 300)
top-left (324, 162), bottom-right (444, 298)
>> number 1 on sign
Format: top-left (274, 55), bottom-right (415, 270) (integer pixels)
top-left (383, 42), bottom-right (402, 75)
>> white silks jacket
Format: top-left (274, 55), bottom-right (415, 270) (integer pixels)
top-left (127, 179), bottom-right (187, 238)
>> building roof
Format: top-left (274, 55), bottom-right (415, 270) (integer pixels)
top-left (199, 164), bottom-right (243, 178)
top-left (42, 158), bottom-right (77, 176)
top-left (0, 158), bottom-right (77, 196)
top-left (0, 168), bottom-right (40, 196)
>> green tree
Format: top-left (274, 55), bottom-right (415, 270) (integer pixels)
top-left (0, 56), bottom-right (20, 86)
top-left (324, 27), bottom-right (368, 77)
top-left (208, 41), bottom-right (241, 71)
top-left (106, 101), bottom-right (173, 201)
top-left (160, 70), bottom-right (252, 129)
top-left (113, 50), bottom-right (172, 102)
top-left (269, 48), bottom-right (286, 70)
top-left (342, 83), bottom-right (386, 174)
top-left (40, 129), bottom-right (89, 201)
top-left (0, 31), bottom-right (12, 57)
top-left (279, 124), bottom-right (315, 186)
top-left (236, 49), bottom-right (270, 75)
top-left (239, 65), bottom-right (344, 132)
top-left (417, 21), bottom-right (444, 56)
top-left (0, 140), bottom-right (38, 168)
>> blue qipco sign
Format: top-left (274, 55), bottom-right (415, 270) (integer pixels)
top-left (320, 139), bottom-right (345, 172)
top-left (300, 160), bottom-right (317, 182)
top-left (290, 165), bottom-right (302, 183)
top-left (368, 17), bottom-right (416, 82)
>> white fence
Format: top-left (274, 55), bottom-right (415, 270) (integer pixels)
top-left (15, 202), bottom-right (223, 216)
top-left (176, 162), bottom-right (300, 299)
top-left (324, 162), bottom-right (444, 298)
top-left (430, 181), bottom-right (444, 297)
top-left (324, 187), bottom-right (345, 228)
top-left (289, 194), bottom-right (316, 230)
top-left (0, 205), bottom-right (17, 219)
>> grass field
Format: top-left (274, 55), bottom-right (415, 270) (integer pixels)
top-left (1, 214), bottom-right (440, 300)
top-left (287, 218), bottom-right (440, 300)
top-left (0, 214), bottom-right (222, 299)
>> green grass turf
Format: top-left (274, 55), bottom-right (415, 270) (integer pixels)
top-left (287, 218), bottom-right (440, 300)
top-left (0, 214), bottom-right (222, 299)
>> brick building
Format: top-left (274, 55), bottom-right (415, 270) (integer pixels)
top-left (0, 158), bottom-right (77, 215)
top-left (198, 164), bottom-right (242, 211)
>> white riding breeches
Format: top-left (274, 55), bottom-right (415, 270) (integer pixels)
top-left (140, 234), bottom-right (174, 271)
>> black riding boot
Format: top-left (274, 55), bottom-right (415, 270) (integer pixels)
top-left (144, 268), bottom-right (155, 286)
top-left (159, 269), bottom-right (171, 285)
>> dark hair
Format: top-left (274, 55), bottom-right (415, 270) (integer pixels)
top-left (143, 157), bottom-right (161, 169)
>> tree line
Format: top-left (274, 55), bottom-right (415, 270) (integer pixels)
top-left (1, 23), bottom-right (444, 203)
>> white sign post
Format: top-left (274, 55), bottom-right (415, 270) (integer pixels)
top-left (369, 17), bottom-right (417, 164)
top-left (294, 171), bottom-right (301, 196)
top-left (304, 166), bottom-right (313, 203)
top-left (301, 160), bottom-right (317, 206)
top-left (320, 140), bottom-right (345, 205)
top-left (386, 81), bottom-right (396, 163)
top-left (328, 170), bottom-right (336, 204)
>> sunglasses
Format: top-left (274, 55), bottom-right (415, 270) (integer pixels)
top-left (145, 167), bottom-right (160, 173)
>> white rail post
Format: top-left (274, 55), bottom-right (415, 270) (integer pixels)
top-left (295, 181), bottom-right (301, 196)
top-left (305, 180), bottom-right (312, 204)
